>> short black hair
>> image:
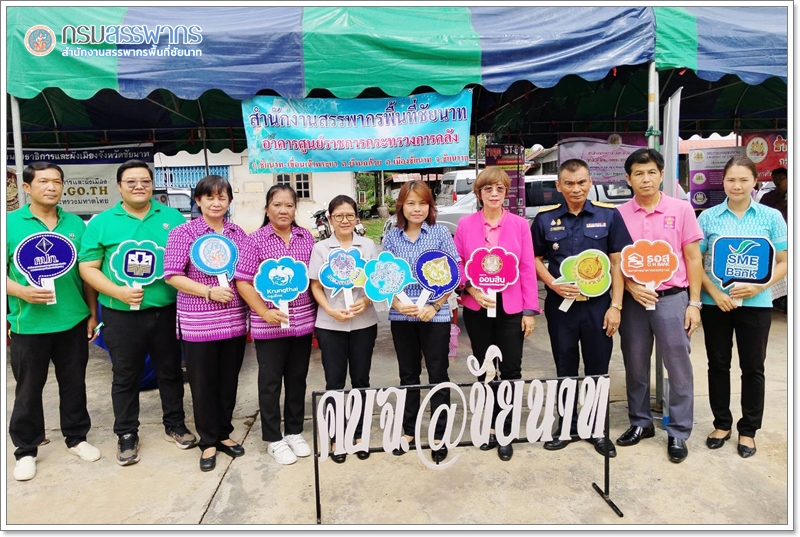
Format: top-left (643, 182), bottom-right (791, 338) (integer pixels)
top-left (22, 162), bottom-right (64, 184)
top-left (194, 175), bottom-right (233, 202)
top-left (116, 160), bottom-right (153, 183)
top-left (328, 195), bottom-right (358, 216)
top-left (558, 158), bottom-right (590, 180)
top-left (624, 148), bottom-right (664, 175)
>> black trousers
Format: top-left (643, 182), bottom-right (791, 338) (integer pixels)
top-left (701, 305), bottom-right (772, 437)
top-left (182, 336), bottom-right (247, 450)
top-left (102, 304), bottom-right (186, 436)
top-left (391, 321), bottom-right (451, 438)
top-left (462, 294), bottom-right (524, 435)
top-left (544, 291), bottom-right (613, 434)
top-left (9, 319), bottom-right (91, 459)
top-left (315, 324), bottom-right (377, 439)
top-left (254, 334), bottom-right (313, 442)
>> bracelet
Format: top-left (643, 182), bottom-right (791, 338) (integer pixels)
top-left (429, 302), bottom-right (441, 312)
top-left (205, 286), bottom-right (212, 302)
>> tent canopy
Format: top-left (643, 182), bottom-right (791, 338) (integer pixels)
top-left (6, 6), bottom-right (788, 155)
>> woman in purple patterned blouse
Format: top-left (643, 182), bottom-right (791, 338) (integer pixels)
top-left (164, 175), bottom-right (249, 472)
top-left (236, 185), bottom-right (317, 466)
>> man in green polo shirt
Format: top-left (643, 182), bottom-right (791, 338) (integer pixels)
top-left (79, 160), bottom-right (197, 466)
top-left (7, 162), bottom-right (101, 481)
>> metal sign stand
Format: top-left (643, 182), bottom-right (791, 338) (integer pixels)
top-left (312, 376), bottom-right (623, 524)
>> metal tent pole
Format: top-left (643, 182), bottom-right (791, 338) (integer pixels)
top-left (11, 95), bottom-right (25, 207)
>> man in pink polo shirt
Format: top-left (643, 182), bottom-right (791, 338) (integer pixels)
top-left (614, 148), bottom-right (704, 464)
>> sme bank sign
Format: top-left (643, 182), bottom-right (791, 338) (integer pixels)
top-left (24, 23), bottom-right (203, 56)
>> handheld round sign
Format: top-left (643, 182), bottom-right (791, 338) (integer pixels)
top-left (621, 239), bottom-right (679, 289)
top-left (109, 240), bottom-right (165, 288)
top-left (318, 248), bottom-right (367, 296)
top-left (363, 251), bottom-right (416, 305)
top-left (13, 232), bottom-right (76, 287)
top-left (711, 237), bottom-right (775, 289)
top-left (553, 249), bottom-right (612, 297)
top-left (464, 247), bottom-right (519, 294)
top-left (190, 234), bottom-right (239, 285)
top-left (254, 256), bottom-right (310, 307)
top-left (414, 250), bottom-right (460, 301)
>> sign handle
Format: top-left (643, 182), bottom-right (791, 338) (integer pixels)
top-left (559, 297), bottom-right (574, 312)
top-left (415, 289), bottom-right (432, 309)
top-left (279, 300), bottom-right (290, 329)
top-left (396, 291), bottom-right (414, 306)
top-left (343, 288), bottom-right (354, 310)
top-left (217, 274), bottom-right (230, 288)
top-left (486, 289), bottom-right (497, 318)
top-left (731, 283), bottom-right (744, 307)
top-left (41, 277), bottom-right (57, 306)
top-left (129, 282), bottom-right (143, 311)
top-left (645, 282), bottom-right (656, 311)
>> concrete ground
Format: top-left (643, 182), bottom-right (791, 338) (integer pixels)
top-left (4, 297), bottom-right (789, 527)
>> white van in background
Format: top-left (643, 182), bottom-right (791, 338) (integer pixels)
top-left (436, 169), bottom-right (476, 206)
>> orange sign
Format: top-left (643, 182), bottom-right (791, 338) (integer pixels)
top-left (621, 240), bottom-right (679, 287)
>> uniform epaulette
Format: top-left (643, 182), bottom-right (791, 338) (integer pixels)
top-left (537, 204), bottom-right (562, 212)
top-left (591, 201), bottom-right (616, 209)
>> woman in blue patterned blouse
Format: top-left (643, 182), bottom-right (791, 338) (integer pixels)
top-left (382, 180), bottom-right (461, 464)
top-left (698, 156), bottom-right (788, 459)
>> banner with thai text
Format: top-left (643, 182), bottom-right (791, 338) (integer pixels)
top-left (242, 91), bottom-right (471, 173)
top-left (557, 133), bottom-right (647, 183)
top-left (687, 146), bottom-right (744, 209)
top-left (7, 145), bottom-right (154, 215)
top-left (740, 132), bottom-right (788, 182)
top-left (485, 144), bottom-right (524, 217)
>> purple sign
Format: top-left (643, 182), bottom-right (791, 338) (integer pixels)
top-left (13, 232), bottom-right (77, 287)
top-left (485, 144), bottom-right (525, 217)
top-left (558, 133), bottom-right (647, 183)
top-left (687, 147), bottom-right (745, 209)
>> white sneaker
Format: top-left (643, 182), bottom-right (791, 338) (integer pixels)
top-left (68, 441), bottom-right (101, 462)
top-left (284, 434), bottom-right (312, 458)
top-left (14, 456), bottom-right (36, 481)
top-left (267, 439), bottom-right (297, 465)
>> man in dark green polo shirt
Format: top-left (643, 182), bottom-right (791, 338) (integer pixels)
top-left (7, 162), bottom-right (101, 481)
top-left (79, 160), bottom-right (197, 466)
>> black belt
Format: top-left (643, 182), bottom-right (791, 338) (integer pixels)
top-left (656, 287), bottom-right (687, 297)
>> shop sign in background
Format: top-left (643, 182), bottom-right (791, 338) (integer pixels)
top-left (687, 146), bottom-right (744, 209)
top-left (740, 132), bottom-right (788, 182)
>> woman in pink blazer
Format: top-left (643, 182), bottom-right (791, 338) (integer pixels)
top-left (454, 167), bottom-right (539, 462)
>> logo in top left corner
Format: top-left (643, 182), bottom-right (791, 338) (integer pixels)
top-left (25, 25), bottom-right (56, 56)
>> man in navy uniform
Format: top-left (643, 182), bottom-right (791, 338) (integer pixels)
top-left (531, 159), bottom-right (632, 457)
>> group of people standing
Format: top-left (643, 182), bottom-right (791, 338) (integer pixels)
top-left (7, 148), bottom-right (786, 481)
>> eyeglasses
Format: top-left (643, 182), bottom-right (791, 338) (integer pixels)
top-left (331, 213), bottom-right (357, 222)
top-left (481, 185), bottom-right (507, 194)
top-left (122, 179), bottom-right (153, 189)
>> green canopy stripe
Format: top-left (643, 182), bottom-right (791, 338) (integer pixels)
top-left (8, 7), bottom-right (126, 99)
top-left (653, 7), bottom-right (698, 72)
top-left (302, 7), bottom-right (481, 98)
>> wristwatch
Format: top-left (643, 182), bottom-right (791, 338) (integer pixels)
top-left (688, 301), bottom-right (703, 309)
top-left (611, 302), bottom-right (623, 311)
top-left (429, 302), bottom-right (442, 312)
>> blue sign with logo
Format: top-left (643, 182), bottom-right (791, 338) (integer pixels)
top-left (363, 251), bottom-right (416, 304)
top-left (13, 232), bottom-right (77, 286)
top-left (318, 248), bottom-right (367, 297)
top-left (711, 237), bottom-right (775, 289)
top-left (254, 257), bottom-right (310, 307)
top-left (190, 234), bottom-right (239, 280)
top-left (414, 250), bottom-right (460, 301)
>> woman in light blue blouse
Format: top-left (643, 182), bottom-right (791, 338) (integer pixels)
top-left (382, 180), bottom-right (460, 463)
top-left (698, 156), bottom-right (788, 459)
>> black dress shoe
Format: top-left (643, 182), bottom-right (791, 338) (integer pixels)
top-left (543, 438), bottom-right (574, 451)
top-left (331, 452), bottom-right (347, 464)
top-left (216, 441), bottom-right (245, 458)
top-left (431, 445), bottom-right (448, 463)
top-left (392, 438), bottom-right (414, 456)
top-left (497, 443), bottom-right (513, 461)
top-left (616, 424), bottom-right (656, 446)
top-left (588, 437), bottom-right (617, 458)
top-left (667, 436), bottom-right (688, 463)
top-left (200, 453), bottom-right (216, 472)
top-left (706, 431), bottom-right (731, 450)
top-left (479, 434), bottom-right (498, 451)
top-left (356, 450), bottom-right (371, 460)
top-left (737, 443), bottom-right (757, 459)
